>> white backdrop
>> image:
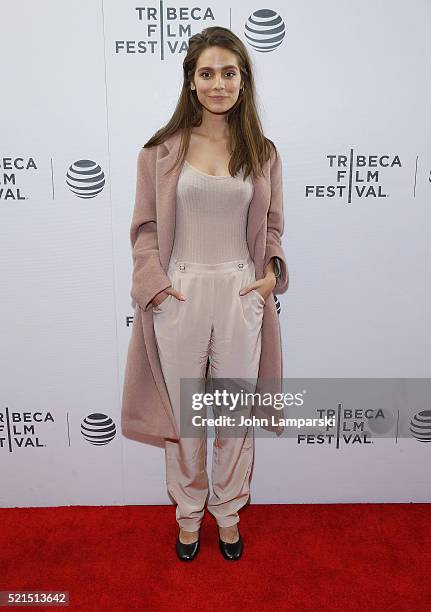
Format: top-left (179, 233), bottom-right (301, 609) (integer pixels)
top-left (1, 0), bottom-right (430, 508)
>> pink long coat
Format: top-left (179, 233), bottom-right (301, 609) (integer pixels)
top-left (121, 129), bottom-right (289, 443)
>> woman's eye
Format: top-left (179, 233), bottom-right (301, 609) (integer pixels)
top-left (200, 72), bottom-right (236, 78)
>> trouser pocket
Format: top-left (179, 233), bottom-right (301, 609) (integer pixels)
top-left (152, 267), bottom-right (180, 314)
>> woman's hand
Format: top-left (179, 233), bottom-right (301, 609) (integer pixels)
top-left (151, 287), bottom-right (186, 307)
top-left (239, 272), bottom-right (276, 302)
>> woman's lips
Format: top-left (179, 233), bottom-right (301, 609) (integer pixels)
top-left (209, 96), bottom-right (227, 100)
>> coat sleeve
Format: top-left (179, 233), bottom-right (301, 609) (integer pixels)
top-left (263, 146), bottom-right (289, 294)
top-left (129, 147), bottom-right (172, 311)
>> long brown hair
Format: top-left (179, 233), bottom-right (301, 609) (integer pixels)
top-left (143, 26), bottom-right (277, 180)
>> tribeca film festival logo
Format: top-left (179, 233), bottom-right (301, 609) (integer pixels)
top-left (115, 6), bottom-right (285, 57)
top-left (300, 404), bottom-right (384, 448)
top-left (0, 157), bottom-right (105, 201)
top-left (306, 151), bottom-right (402, 205)
top-left (0, 407), bottom-right (54, 452)
top-left (0, 157), bottom-right (36, 201)
top-left (0, 408), bottom-right (117, 452)
top-left (299, 405), bottom-right (431, 448)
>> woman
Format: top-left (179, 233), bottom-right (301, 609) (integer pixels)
top-left (122, 26), bottom-right (289, 561)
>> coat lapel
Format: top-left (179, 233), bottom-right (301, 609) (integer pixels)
top-left (155, 130), bottom-right (271, 276)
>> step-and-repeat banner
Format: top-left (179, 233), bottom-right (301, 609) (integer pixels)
top-left (1, 1), bottom-right (430, 507)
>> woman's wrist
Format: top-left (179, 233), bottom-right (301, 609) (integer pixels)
top-left (264, 258), bottom-right (275, 278)
top-left (264, 271), bottom-right (277, 291)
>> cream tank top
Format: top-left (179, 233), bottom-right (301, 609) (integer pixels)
top-left (170, 160), bottom-right (254, 264)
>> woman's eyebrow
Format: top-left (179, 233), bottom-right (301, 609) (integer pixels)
top-left (197, 65), bottom-right (238, 71)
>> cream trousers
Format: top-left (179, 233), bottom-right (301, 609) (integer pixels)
top-left (153, 254), bottom-right (264, 531)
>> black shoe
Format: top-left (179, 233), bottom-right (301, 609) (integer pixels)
top-left (218, 526), bottom-right (243, 561)
top-left (176, 532), bottom-right (200, 561)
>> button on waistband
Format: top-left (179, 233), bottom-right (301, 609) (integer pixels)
top-left (169, 258), bottom-right (251, 274)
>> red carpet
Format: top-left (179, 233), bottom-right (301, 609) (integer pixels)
top-left (1, 503), bottom-right (429, 611)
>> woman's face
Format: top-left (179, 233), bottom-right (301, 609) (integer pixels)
top-left (191, 46), bottom-right (243, 114)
